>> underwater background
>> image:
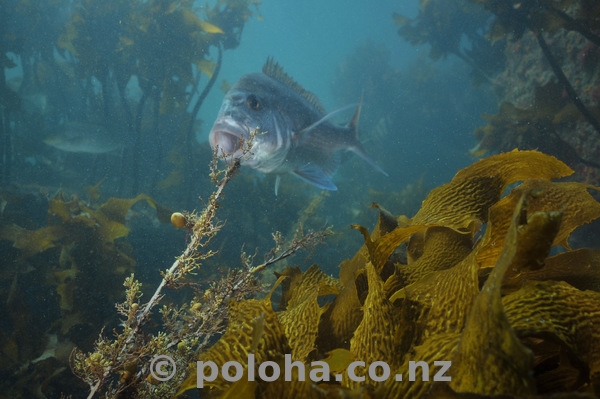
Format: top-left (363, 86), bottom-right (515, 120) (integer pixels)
top-left (1, 0), bottom-right (600, 397)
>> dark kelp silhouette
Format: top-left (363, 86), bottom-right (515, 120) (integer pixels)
top-left (395, 0), bottom-right (600, 185)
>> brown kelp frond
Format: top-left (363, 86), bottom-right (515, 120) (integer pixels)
top-left (175, 292), bottom-right (291, 397)
top-left (0, 192), bottom-right (171, 258)
top-left (503, 280), bottom-right (600, 392)
top-left (0, 191), bottom-right (169, 336)
top-left (477, 179), bottom-right (600, 270)
top-left (411, 150), bottom-right (572, 232)
top-left (344, 262), bottom-right (404, 389)
top-left (449, 192), bottom-right (538, 396)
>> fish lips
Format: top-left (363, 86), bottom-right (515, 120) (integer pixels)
top-left (209, 119), bottom-right (247, 159)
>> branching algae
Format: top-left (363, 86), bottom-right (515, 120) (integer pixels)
top-left (70, 129), bottom-right (333, 398)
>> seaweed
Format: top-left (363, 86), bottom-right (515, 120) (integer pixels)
top-left (472, 82), bottom-right (600, 169)
top-left (394, 0), bottom-right (507, 83)
top-left (471, 0), bottom-right (600, 181)
top-left (172, 150), bottom-right (600, 398)
top-left (1, 0), bottom-right (261, 202)
top-left (396, 0), bottom-right (600, 184)
top-left (0, 183), bottom-right (178, 396)
top-left (4, 147), bottom-right (597, 397)
top-left (0, 187), bottom-right (172, 329)
top-left (66, 132), bottom-right (333, 398)
top-left (55, 0), bottom-right (258, 198)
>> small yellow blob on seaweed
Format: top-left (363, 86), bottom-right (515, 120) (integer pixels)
top-left (170, 212), bottom-right (186, 228)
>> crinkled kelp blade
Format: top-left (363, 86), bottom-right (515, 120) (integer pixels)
top-left (411, 150), bottom-right (573, 232)
top-left (317, 206), bottom-right (398, 351)
top-left (175, 289), bottom-right (290, 397)
top-left (478, 180), bottom-right (600, 270)
top-left (343, 263), bottom-right (404, 388)
top-left (392, 226), bottom-right (473, 287)
top-left (450, 194), bottom-right (559, 395)
top-left (277, 264), bottom-right (341, 362)
top-left (504, 280), bottom-right (600, 391)
top-left (502, 248), bottom-right (600, 293)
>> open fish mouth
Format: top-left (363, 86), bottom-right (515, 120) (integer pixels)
top-left (209, 119), bottom-right (247, 157)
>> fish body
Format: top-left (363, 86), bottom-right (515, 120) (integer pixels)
top-left (44, 122), bottom-right (122, 154)
top-left (209, 58), bottom-right (386, 191)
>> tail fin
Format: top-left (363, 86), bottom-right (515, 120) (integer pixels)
top-left (348, 96), bottom-right (389, 177)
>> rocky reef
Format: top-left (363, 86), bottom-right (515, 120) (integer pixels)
top-left (395, 0), bottom-right (600, 186)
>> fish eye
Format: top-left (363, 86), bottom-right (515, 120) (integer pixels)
top-left (246, 95), bottom-right (260, 111)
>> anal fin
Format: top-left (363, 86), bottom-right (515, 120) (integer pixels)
top-left (292, 164), bottom-right (337, 190)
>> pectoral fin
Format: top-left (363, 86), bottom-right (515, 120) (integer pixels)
top-left (295, 103), bottom-right (358, 146)
top-left (292, 164), bottom-right (337, 190)
top-left (274, 175), bottom-right (281, 196)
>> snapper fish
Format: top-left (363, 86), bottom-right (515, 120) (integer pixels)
top-left (44, 121), bottom-right (123, 154)
top-left (209, 58), bottom-right (387, 193)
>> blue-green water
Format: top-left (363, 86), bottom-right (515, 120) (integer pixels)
top-left (0, 0), bottom-right (499, 396)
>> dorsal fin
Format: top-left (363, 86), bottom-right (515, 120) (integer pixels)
top-left (262, 57), bottom-right (326, 114)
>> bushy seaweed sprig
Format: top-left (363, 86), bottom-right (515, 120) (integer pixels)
top-left (71, 128), bottom-right (332, 398)
top-left (250, 223), bottom-right (334, 274)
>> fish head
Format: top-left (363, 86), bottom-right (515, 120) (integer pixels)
top-left (209, 73), bottom-right (291, 173)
